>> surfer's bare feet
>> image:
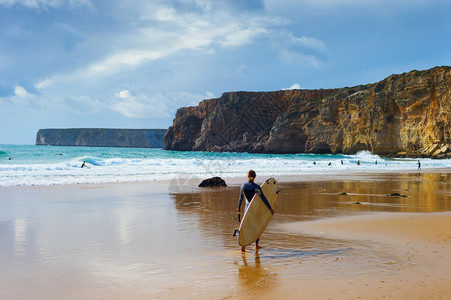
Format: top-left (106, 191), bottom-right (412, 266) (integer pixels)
top-left (241, 246), bottom-right (246, 252)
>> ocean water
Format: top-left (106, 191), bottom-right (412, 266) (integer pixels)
top-left (0, 144), bottom-right (450, 187)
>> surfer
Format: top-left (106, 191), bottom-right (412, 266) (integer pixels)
top-left (237, 170), bottom-right (274, 252)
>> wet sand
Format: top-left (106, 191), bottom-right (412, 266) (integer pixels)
top-left (0, 172), bottom-right (450, 299)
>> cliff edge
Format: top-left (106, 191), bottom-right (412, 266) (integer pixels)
top-left (36, 128), bottom-right (166, 148)
top-left (164, 66), bottom-right (451, 157)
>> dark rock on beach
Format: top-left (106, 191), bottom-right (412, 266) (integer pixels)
top-left (198, 177), bottom-right (227, 187)
top-left (386, 193), bottom-right (408, 197)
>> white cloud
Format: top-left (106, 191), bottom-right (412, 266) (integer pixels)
top-left (150, 6), bottom-right (177, 22)
top-left (34, 78), bottom-right (52, 89)
top-left (30, 3), bottom-right (281, 87)
top-left (283, 83), bottom-right (301, 90)
top-left (5, 85), bottom-right (36, 106)
top-left (271, 30), bottom-right (329, 67)
top-left (14, 85), bottom-right (29, 97)
top-left (111, 89), bottom-right (214, 119)
top-left (265, 0), bottom-right (429, 10)
top-left (112, 91), bottom-right (157, 118)
top-left (0, 0), bottom-right (93, 9)
top-left (0, 85), bottom-right (31, 109)
top-left (116, 89), bottom-right (130, 99)
top-left (85, 50), bottom-right (167, 76)
top-left (0, 83), bottom-right (105, 116)
top-left (3, 1), bottom-right (323, 115)
top-left (218, 23), bottom-right (269, 47)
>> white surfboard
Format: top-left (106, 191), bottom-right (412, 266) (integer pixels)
top-left (238, 178), bottom-right (279, 246)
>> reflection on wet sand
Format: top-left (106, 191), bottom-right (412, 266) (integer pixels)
top-left (237, 253), bottom-right (268, 291)
top-left (236, 248), bottom-right (352, 296)
top-left (168, 172), bottom-right (451, 297)
top-left (170, 172), bottom-right (451, 227)
top-left (170, 173), bottom-right (451, 243)
top-left (0, 172), bottom-right (449, 299)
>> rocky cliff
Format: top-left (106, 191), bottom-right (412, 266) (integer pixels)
top-left (36, 128), bottom-right (166, 148)
top-left (164, 66), bottom-right (451, 157)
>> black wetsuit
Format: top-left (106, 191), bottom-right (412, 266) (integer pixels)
top-left (237, 181), bottom-right (272, 213)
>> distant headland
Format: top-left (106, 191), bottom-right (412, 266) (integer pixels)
top-left (36, 128), bottom-right (166, 148)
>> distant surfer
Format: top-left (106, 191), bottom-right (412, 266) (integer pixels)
top-left (81, 161), bottom-right (86, 168)
top-left (418, 160), bottom-right (421, 170)
top-left (237, 170), bottom-right (274, 252)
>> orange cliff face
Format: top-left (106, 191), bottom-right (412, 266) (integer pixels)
top-left (164, 66), bottom-right (451, 157)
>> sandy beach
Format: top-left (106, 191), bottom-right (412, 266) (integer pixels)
top-left (0, 171), bottom-right (450, 299)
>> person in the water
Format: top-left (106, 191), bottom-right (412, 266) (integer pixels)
top-left (237, 170), bottom-right (274, 252)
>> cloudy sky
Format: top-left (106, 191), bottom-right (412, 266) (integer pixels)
top-left (1, 0), bottom-right (450, 144)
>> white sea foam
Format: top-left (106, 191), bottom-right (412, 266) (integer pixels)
top-left (0, 146), bottom-right (450, 187)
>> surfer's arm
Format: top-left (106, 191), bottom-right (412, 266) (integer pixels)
top-left (256, 188), bottom-right (274, 215)
top-left (237, 188), bottom-right (245, 212)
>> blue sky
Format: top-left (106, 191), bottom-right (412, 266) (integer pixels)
top-left (1, 0), bottom-right (450, 144)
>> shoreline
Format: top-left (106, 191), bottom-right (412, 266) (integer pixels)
top-left (1, 167), bottom-right (450, 191)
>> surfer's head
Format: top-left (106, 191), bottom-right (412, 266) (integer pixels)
top-left (247, 170), bottom-right (256, 181)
